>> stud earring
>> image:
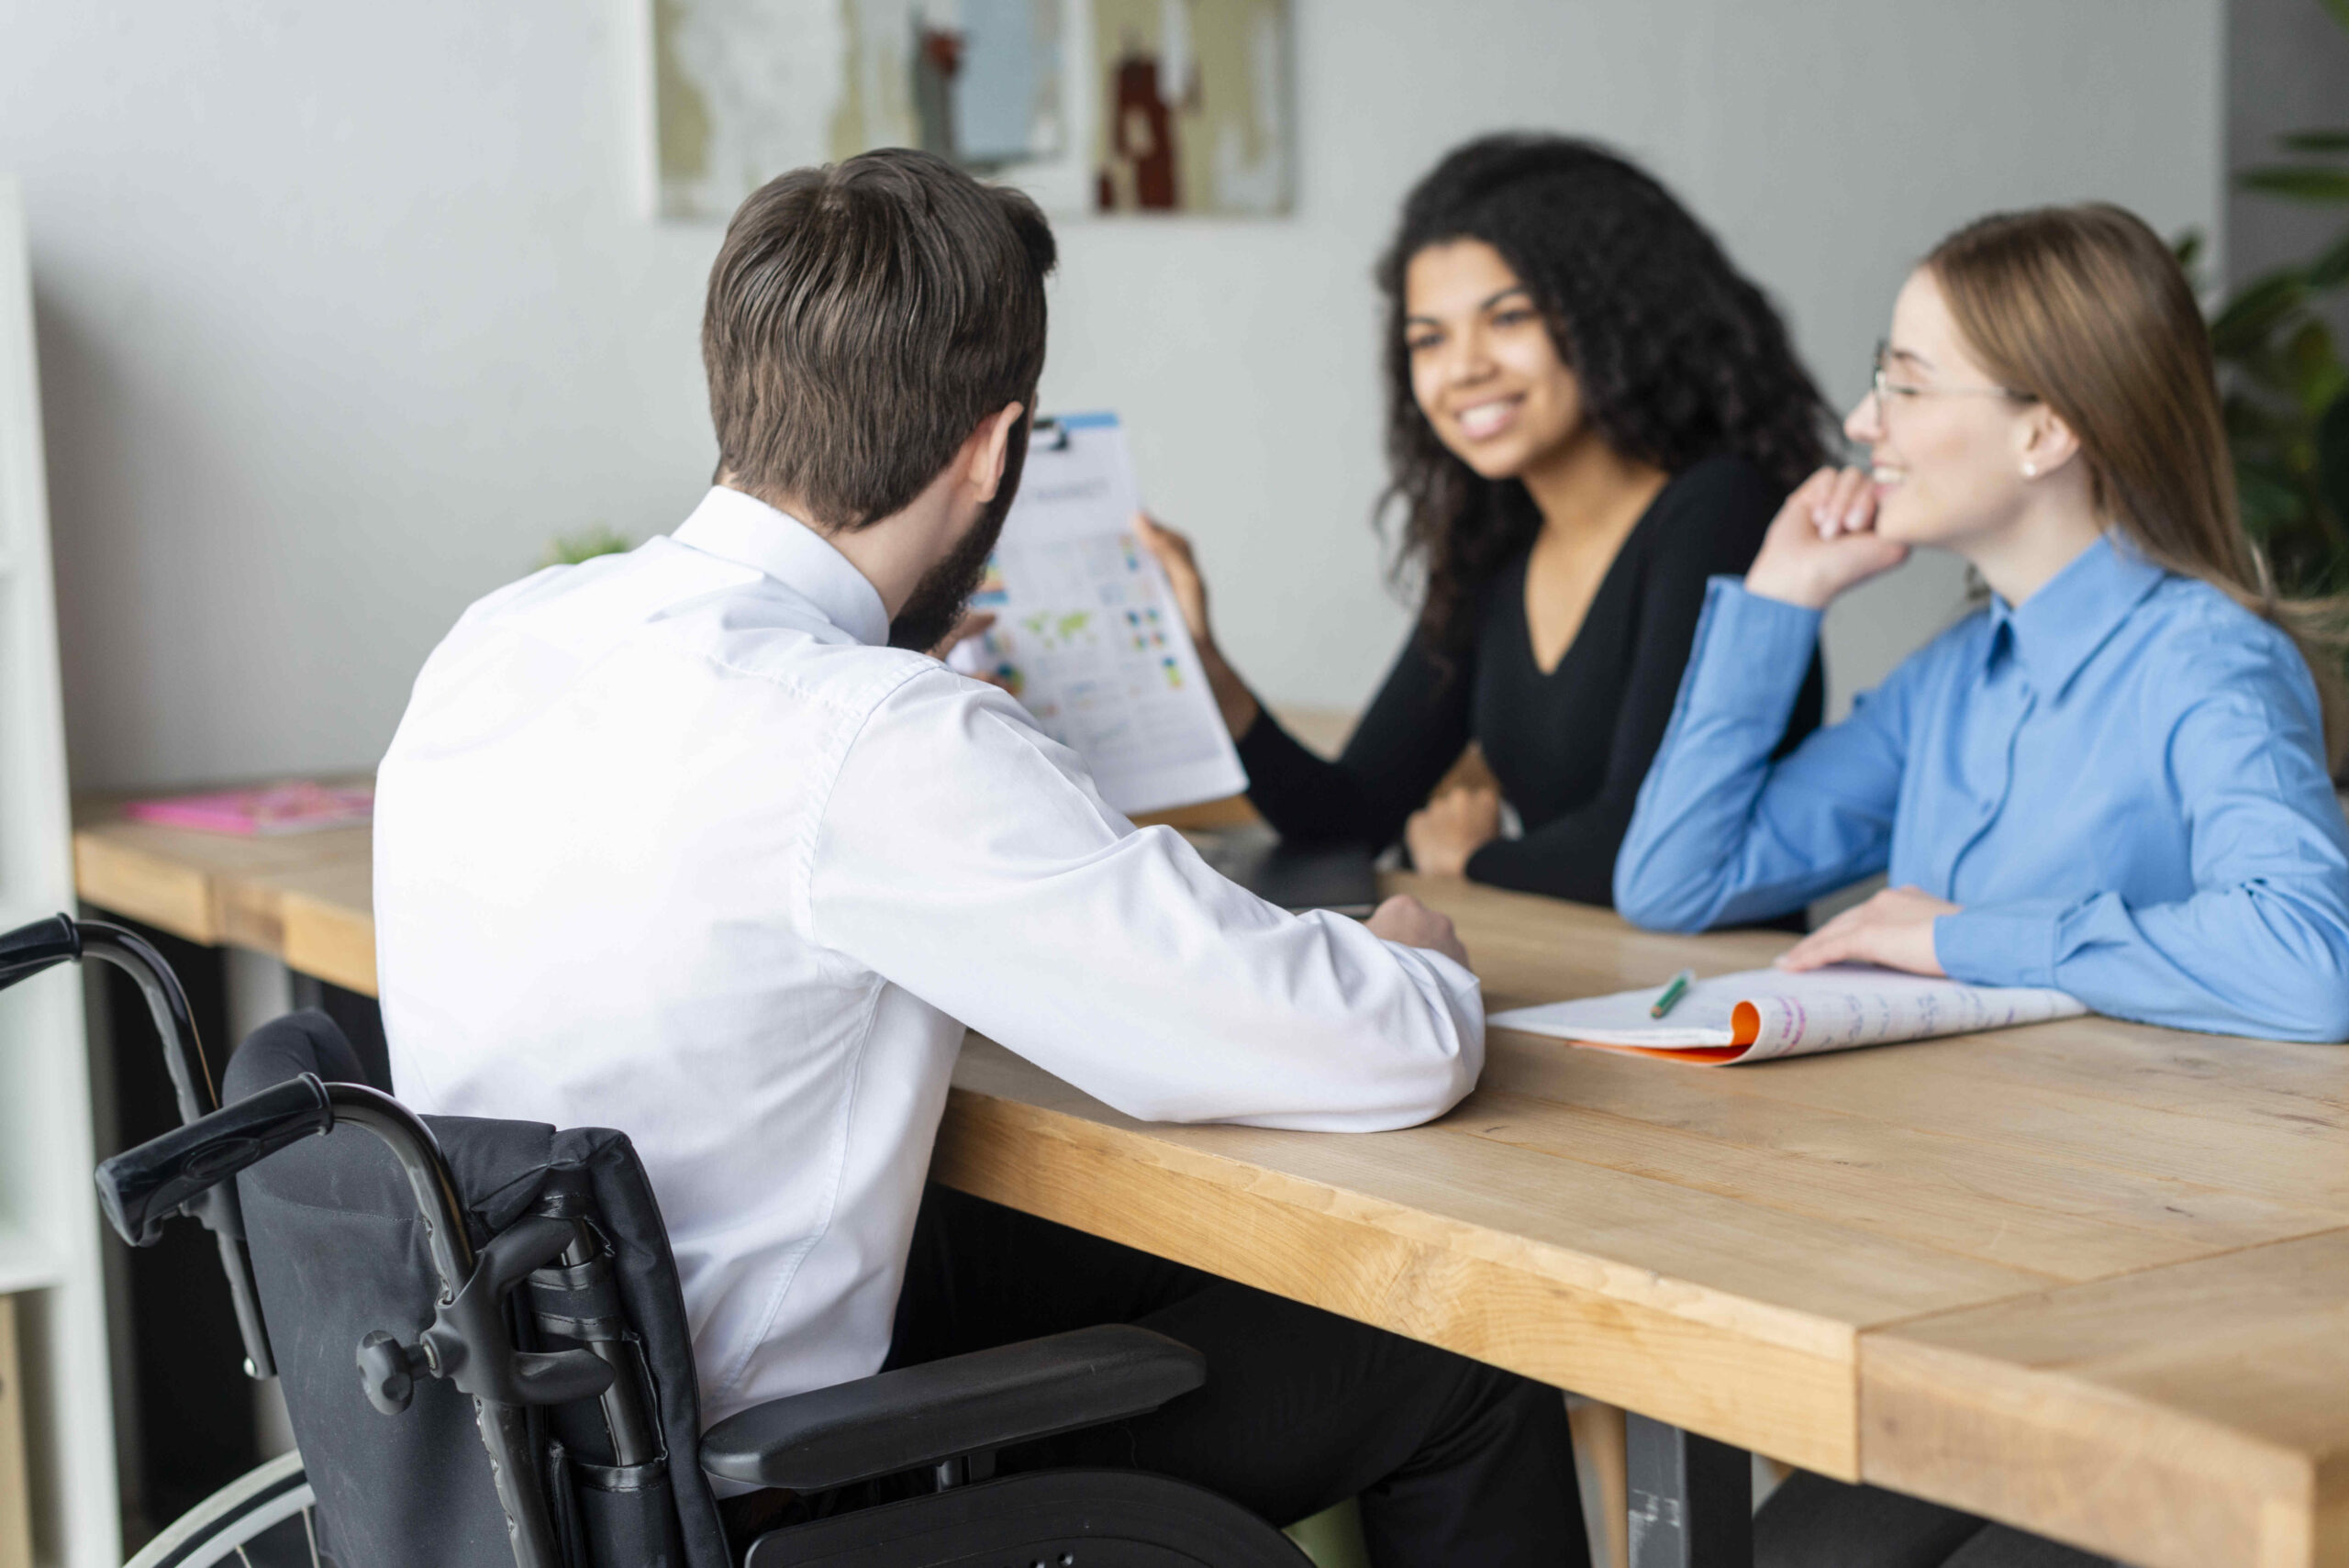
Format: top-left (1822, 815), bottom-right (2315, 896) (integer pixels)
top-left (2021, 461), bottom-right (2038, 478)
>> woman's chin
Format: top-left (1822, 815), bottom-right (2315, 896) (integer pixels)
top-left (1446, 442), bottom-right (1531, 482)
top-left (1871, 498), bottom-right (1927, 544)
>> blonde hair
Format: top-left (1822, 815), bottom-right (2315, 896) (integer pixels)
top-left (1927, 203), bottom-right (2347, 765)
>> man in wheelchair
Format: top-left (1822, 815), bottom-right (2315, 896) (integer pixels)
top-left (362, 149), bottom-right (1580, 1565)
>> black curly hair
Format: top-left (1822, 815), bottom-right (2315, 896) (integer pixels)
top-left (1378, 134), bottom-right (1833, 651)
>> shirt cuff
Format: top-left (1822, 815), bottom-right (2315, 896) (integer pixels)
top-left (1681, 578), bottom-right (1822, 721)
top-left (1934, 903), bottom-right (2065, 990)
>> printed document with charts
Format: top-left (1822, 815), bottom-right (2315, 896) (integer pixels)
top-left (948, 413), bottom-right (1248, 817)
top-left (1489, 965), bottom-right (2087, 1064)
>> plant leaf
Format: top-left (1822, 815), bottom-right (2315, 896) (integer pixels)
top-left (2299, 343), bottom-right (2349, 413)
top-left (2310, 362), bottom-right (2349, 422)
top-left (2238, 462), bottom-right (2304, 540)
top-left (542, 527), bottom-right (635, 567)
top-left (2228, 366), bottom-right (2306, 421)
top-left (2307, 227), bottom-right (2349, 291)
top-left (2318, 393), bottom-right (2349, 544)
top-left (2243, 167), bottom-right (2349, 203)
top-left (2237, 450), bottom-right (2300, 487)
top-left (2239, 346), bottom-right (2318, 407)
top-left (2325, 0), bottom-right (2349, 37)
top-left (2227, 376), bottom-right (2299, 433)
top-left (2212, 270), bottom-right (2310, 356)
top-left (2228, 414), bottom-right (2294, 462)
top-left (2288, 317), bottom-right (2340, 393)
top-left (2174, 228), bottom-right (2205, 271)
top-left (2281, 129), bottom-right (2349, 154)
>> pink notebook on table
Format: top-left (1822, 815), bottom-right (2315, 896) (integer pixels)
top-left (125, 782), bottom-right (374, 836)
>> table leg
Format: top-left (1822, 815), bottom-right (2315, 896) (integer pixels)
top-left (1626, 1412), bottom-right (1751, 1568)
top-left (1568, 1398), bottom-right (1631, 1568)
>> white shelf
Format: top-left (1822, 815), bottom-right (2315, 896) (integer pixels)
top-left (0, 1227), bottom-right (60, 1296)
top-left (0, 173), bottom-right (120, 1567)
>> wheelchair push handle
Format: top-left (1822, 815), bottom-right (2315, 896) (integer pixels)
top-left (6, 912), bottom-right (281, 1379)
top-left (1, 912), bottom-right (219, 1117)
top-left (95, 1073), bottom-right (335, 1247)
top-left (0, 913), bottom-right (81, 990)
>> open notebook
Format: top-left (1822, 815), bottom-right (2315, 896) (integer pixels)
top-left (1488, 964), bottom-right (2087, 1064)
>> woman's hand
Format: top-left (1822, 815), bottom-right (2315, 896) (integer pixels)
top-left (1132, 512), bottom-right (1261, 738)
top-left (1405, 784), bottom-right (1502, 879)
top-left (932, 609), bottom-right (994, 659)
top-left (1743, 466), bottom-right (1911, 611)
top-left (1133, 513), bottom-right (1214, 646)
top-left (1775, 884), bottom-right (1956, 976)
top-left (932, 610), bottom-right (1013, 693)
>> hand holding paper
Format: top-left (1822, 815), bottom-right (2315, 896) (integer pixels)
top-left (944, 414), bottom-right (1249, 816)
top-left (1131, 511), bottom-right (1261, 740)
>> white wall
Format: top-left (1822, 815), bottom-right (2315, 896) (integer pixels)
top-left (3, 0), bottom-right (2221, 787)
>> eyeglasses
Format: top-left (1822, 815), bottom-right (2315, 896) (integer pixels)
top-left (1870, 340), bottom-right (2032, 417)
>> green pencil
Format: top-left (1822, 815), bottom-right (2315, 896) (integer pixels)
top-left (1649, 968), bottom-right (1697, 1019)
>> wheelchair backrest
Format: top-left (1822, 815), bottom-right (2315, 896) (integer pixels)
top-left (224, 1011), bottom-right (729, 1567)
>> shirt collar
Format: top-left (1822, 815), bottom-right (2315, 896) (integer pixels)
top-left (670, 486), bottom-right (891, 647)
top-left (1987, 532), bottom-right (2167, 695)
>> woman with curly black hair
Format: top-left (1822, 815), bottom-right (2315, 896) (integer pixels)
top-left (1140, 133), bottom-right (1830, 904)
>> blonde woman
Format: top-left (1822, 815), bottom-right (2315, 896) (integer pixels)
top-left (1615, 203), bottom-right (2349, 1052)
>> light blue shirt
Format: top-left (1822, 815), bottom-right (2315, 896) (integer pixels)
top-left (1614, 535), bottom-right (2349, 1041)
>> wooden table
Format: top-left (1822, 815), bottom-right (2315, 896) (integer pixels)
top-left (72, 786), bottom-right (379, 996)
top-left (72, 796), bottom-right (2349, 1568)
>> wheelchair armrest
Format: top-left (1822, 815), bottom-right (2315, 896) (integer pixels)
top-left (700, 1324), bottom-right (1204, 1492)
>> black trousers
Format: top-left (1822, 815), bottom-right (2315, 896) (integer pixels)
top-left (885, 1184), bottom-right (1587, 1568)
top-left (1756, 1473), bottom-right (2116, 1568)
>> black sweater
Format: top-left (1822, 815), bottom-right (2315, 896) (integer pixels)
top-left (1236, 454), bottom-right (1824, 906)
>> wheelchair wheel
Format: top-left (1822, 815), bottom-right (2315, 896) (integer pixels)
top-left (126, 1451), bottom-right (328, 1568)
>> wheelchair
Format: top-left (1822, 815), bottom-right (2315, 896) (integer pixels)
top-left (3, 914), bottom-right (1313, 1568)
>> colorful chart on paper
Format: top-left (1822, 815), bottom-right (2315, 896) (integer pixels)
top-left (948, 413), bottom-right (1248, 815)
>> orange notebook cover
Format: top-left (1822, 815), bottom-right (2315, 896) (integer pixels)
top-left (1489, 965), bottom-right (2087, 1064)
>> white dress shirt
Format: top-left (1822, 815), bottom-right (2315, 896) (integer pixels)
top-left (373, 486), bottom-right (1484, 1429)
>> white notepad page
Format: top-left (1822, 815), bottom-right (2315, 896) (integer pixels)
top-left (1489, 965), bottom-right (2087, 1063)
top-left (948, 413), bottom-right (1249, 817)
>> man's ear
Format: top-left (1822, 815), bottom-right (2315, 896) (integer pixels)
top-left (966, 402), bottom-right (1027, 506)
top-left (2017, 403), bottom-right (2083, 482)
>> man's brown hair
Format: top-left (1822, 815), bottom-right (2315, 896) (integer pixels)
top-left (703, 149), bottom-right (1056, 529)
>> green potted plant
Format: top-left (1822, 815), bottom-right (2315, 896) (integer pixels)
top-left (542, 525), bottom-right (637, 567)
top-left (2195, 0), bottom-right (2349, 600)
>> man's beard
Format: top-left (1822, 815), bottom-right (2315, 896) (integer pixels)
top-left (888, 417), bottom-right (1031, 653)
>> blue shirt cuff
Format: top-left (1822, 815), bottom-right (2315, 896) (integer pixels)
top-left (1934, 904), bottom-right (2064, 990)
top-left (1683, 578), bottom-right (1823, 722)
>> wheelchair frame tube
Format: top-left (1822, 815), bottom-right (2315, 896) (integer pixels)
top-left (323, 1084), bottom-right (566, 1568)
top-left (76, 921), bottom-right (217, 1120)
top-left (553, 1228), bottom-right (662, 1470)
top-left (78, 919), bottom-right (284, 1381)
top-left (323, 1086), bottom-right (474, 1290)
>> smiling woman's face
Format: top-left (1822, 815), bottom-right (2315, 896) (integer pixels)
top-left (1848, 268), bottom-right (2039, 550)
top-left (1404, 239), bottom-right (1585, 480)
